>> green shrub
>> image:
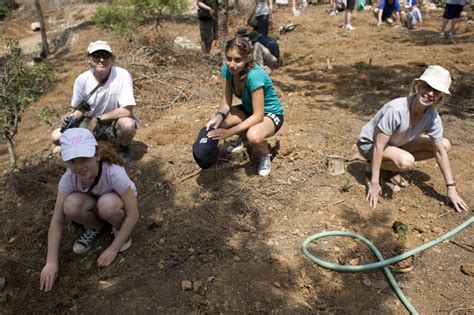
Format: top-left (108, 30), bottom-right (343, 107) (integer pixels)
top-left (92, 4), bottom-right (138, 37)
top-left (0, 38), bottom-right (56, 167)
top-left (39, 104), bottom-right (60, 126)
top-left (133, 0), bottom-right (187, 27)
top-left (0, 4), bottom-right (9, 20)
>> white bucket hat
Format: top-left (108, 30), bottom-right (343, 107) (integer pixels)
top-left (60, 128), bottom-right (97, 161)
top-left (414, 65), bottom-right (451, 95)
top-left (87, 40), bottom-right (113, 55)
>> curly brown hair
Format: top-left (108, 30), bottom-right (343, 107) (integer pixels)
top-left (225, 37), bottom-right (255, 83)
top-left (96, 141), bottom-right (123, 165)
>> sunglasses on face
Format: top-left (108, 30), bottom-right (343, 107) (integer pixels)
top-left (420, 83), bottom-right (442, 96)
top-left (90, 51), bottom-right (112, 60)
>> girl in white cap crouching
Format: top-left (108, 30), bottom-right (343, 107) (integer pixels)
top-left (40, 128), bottom-right (139, 292)
top-left (357, 65), bottom-right (470, 211)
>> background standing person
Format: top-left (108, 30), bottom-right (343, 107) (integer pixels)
top-left (40, 128), bottom-right (139, 292)
top-left (197, 0), bottom-right (218, 54)
top-left (51, 40), bottom-right (138, 162)
top-left (343, 0), bottom-right (356, 30)
top-left (357, 65), bottom-right (469, 212)
top-left (249, 0), bottom-right (273, 36)
top-left (205, 38), bottom-right (285, 176)
top-left (439, 0), bottom-right (466, 38)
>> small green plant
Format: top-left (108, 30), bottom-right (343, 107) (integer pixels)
top-left (392, 221), bottom-right (408, 241)
top-left (340, 179), bottom-right (352, 192)
top-left (92, 4), bottom-right (137, 37)
top-left (38, 104), bottom-right (60, 126)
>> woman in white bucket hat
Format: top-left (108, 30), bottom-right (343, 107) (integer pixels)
top-left (356, 65), bottom-right (469, 211)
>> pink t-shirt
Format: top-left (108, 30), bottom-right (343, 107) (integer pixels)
top-left (58, 162), bottom-right (137, 197)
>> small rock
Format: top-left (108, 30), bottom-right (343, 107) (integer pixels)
top-left (207, 276), bottom-right (215, 282)
top-left (193, 280), bottom-right (203, 291)
top-left (273, 281), bottom-right (281, 288)
top-left (432, 227), bottom-right (443, 234)
top-left (31, 22), bottom-right (41, 31)
top-left (334, 246), bottom-right (341, 252)
top-left (348, 258), bottom-right (360, 265)
top-left (190, 293), bottom-right (205, 304)
top-left (0, 277), bottom-right (5, 291)
top-left (460, 264), bottom-right (474, 276)
top-left (181, 280), bottom-right (193, 290)
top-left (362, 278), bottom-right (372, 286)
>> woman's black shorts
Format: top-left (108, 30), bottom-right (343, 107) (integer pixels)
top-left (236, 105), bottom-right (284, 133)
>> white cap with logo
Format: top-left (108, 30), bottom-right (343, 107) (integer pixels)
top-left (60, 128), bottom-right (97, 161)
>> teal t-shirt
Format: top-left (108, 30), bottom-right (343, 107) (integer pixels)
top-left (221, 64), bottom-right (284, 115)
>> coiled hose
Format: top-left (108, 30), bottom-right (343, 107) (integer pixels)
top-left (301, 215), bottom-right (473, 315)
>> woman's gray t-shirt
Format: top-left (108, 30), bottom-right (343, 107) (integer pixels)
top-left (58, 162), bottom-right (137, 197)
top-left (358, 96), bottom-right (443, 147)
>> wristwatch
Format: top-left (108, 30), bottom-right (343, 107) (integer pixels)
top-left (96, 115), bottom-right (102, 123)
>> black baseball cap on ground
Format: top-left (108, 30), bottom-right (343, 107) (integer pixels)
top-left (192, 127), bottom-right (219, 169)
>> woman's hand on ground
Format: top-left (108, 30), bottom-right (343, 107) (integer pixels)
top-left (97, 247), bottom-right (119, 268)
top-left (40, 262), bottom-right (58, 292)
top-left (366, 182), bottom-right (381, 209)
top-left (206, 116), bottom-right (223, 131)
top-left (447, 189), bottom-right (470, 212)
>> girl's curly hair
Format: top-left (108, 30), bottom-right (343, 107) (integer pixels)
top-left (96, 141), bottom-right (123, 165)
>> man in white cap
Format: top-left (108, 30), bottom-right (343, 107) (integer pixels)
top-left (51, 40), bottom-right (138, 162)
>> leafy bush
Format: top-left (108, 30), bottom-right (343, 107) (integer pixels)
top-left (0, 4), bottom-right (9, 20)
top-left (132, 0), bottom-right (187, 28)
top-left (0, 38), bottom-right (56, 167)
top-left (92, 4), bottom-right (138, 37)
top-left (39, 104), bottom-right (60, 126)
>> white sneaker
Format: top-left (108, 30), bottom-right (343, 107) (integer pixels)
top-left (257, 154), bottom-right (272, 177)
top-left (226, 138), bottom-right (245, 153)
top-left (343, 24), bottom-right (356, 31)
top-left (73, 228), bottom-right (101, 254)
top-left (329, 11), bottom-right (337, 16)
top-left (112, 228), bottom-right (132, 252)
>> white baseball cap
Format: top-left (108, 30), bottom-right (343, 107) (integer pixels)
top-left (414, 65), bottom-right (451, 95)
top-left (60, 128), bottom-right (97, 161)
top-left (87, 40), bottom-right (113, 55)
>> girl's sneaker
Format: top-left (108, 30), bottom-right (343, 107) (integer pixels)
top-left (226, 138), bottom-right (246, 153)
top-left (73, 228), bottom-right (101, 254)
top-left (258, 154), bottom-right (272, 176)
top-left (112, 228), bottom-right (132, 252)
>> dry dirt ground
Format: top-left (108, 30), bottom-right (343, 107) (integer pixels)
top-left (1, 2), bottom-right (473, 314)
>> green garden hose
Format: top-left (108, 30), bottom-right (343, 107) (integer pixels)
top-left (301, 216), bottom-right (473, 315)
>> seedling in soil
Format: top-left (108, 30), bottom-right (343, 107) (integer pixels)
top-left (341, 179), bottom-right (352, 192)
top-left (392, 221), bottom-right (408, 240)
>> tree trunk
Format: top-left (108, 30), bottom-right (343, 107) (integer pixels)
top-left (3, 132), bottom-right (16, 168)
top-left (218, 0), bottom-right (230, 59)
top-left (34, 0), bottom-right (49, 58)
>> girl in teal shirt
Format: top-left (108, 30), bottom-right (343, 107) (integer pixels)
top-left (206, 38), bottom-right (284, 176)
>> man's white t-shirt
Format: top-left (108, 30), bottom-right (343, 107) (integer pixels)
top-left (71, 66), bottom-right (136, 117)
